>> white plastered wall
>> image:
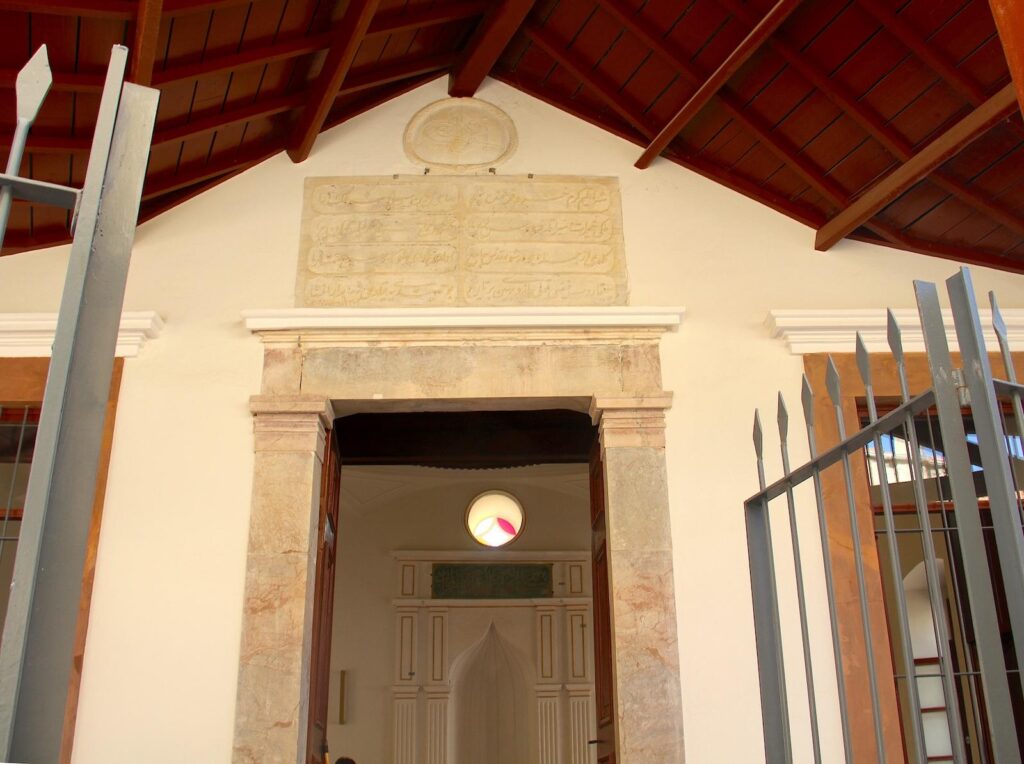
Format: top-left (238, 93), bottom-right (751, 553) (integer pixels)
top-left (0, 76), bottom-right (1022, 763)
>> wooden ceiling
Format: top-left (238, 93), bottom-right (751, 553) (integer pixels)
top-left (1, 0), bottom-right (1023, 272)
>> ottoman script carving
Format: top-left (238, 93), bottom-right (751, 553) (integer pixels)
top-left (296, 175), bottom-right (628, 307)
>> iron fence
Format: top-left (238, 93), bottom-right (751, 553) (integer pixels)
top-left (747, 267), bottom-right (1024, 763)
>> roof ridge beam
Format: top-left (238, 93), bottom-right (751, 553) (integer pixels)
top-left (448, 0), bottom-right (538, 97)
top-left (287, 0), bottom-right (381, 163)
top-left (815, 83), bottom-right (1019, 251)
top-left (635, 0), bottom-right (803, 169)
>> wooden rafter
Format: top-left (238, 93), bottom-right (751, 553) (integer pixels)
top-left (635, 0), bottom-right (803, 169)
top-left (286, 0), bottom-right (381, 163)
top-left (449, 0), bottom-right (538, 97)
top-left (130, 0), bottom-right (164, 87)
top-left (990, 0), bottom-right (1024, 115)
top-left (712, 0), bottom-right (1024, 237)
top-left (816, 84), bottom-right (1019, 251)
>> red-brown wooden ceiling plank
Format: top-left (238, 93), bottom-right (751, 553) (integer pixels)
top-left (76, 15), bottom-right (129, 74)
top-left (188, 70), bottom-right (235, 115)
top-left (155, 92), bottom-right (303, 145)
top-left (860, 0), bottom-right (988, 105)
top-left (206, 119), bottom-right (246, 158)
top-left (703, 125), bottom-right (760, 170)
top-left (448, 0), bottom-right (538, 97)
top-left (685, 109), bottom-right (739, 154)
top-left (162, 8), bottom-right (212, 70)
top-left (200, 1), bottom-right (253, 59)
top-left (975, 223), bottom-right (1023, 254)
top-left (175, 133), bottom-right (215, 168)
top-left (27, 12), bottom-right (77, 72)
top-left (0, 12), bottom-right (29, 69)
top-left (371, 1), bottom-right (488, 37)
top-left (904, 194), bottom-right (980, 242)
top-left (0, 2), bottom-right (134, 20)
top-left (890, 83), bottom-right (978, 148)
top-left (153, 80), bottom-right (202, 126)
top-left (942, 210), bottom-right (1005, 247)
top-left (337, 51), bottom-right (455, 96)
top-left (944, 124), bottom-right (1022, 187)
top-left (662, 0), bottom-right (732, 67)
top-left (742, 66), bottom-right (818, 132)
top-left (825, 136), bottom-right (898, 196)
top-left (730, 142), bottom-right (788, 186)
top-left (928, 3), bottom-right (1008, 89)
top-left (145, 142), bottom-right (182, 178)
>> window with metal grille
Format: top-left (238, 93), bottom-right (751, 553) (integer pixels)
top-left (0, 405), bottom-right (39, 647)
top-left (863, 404), bottom-right (1024, 763)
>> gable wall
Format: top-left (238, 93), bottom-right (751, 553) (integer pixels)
top-left (1, 77), bottom-right (1022, 763)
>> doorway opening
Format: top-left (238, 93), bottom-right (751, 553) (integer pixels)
top-left (314, 409), bottom-right (613, 764)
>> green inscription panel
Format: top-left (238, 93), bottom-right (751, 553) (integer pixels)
top-left (431, 563), bottom-right (553, 599)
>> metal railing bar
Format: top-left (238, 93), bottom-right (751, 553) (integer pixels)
top-left (801, 375), bottom-right (854, 764)
top-left (0, 407), bottom-right (30, 593)
top-left (921, 412), bottom-right (990, 764)
top-left (857, 333), bottom-right (928, 763)
top-left (825, 356), bottom-right (888, 763)
top-left (777, 393), bottom-right (823, 764)
top-left (949, 270), bottom-right (1024, 700)
top-left (750, 413), bottom-right (793, 763)
top-left (745, 390), bottom-right (937, 508)
top-left (917, 278), bottom-right (1021, 762)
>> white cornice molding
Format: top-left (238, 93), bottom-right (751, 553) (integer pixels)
top-left (242, 306), bottom-right (684, 346)
top-left (0, 311), bottom-right (164, 357)
top-left (767, 308), bottom-right (1024, 355)
top-left (243, 306), bottom-right (684, 331)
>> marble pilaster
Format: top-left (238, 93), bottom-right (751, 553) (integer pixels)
top-left (232, 395), bottom-right (333, 764)
top-left (592, 394), bottom-right (685, 764)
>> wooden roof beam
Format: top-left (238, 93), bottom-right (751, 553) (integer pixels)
top-left (635, 0), bottom-right (803, 169)
top-left (815, 83), bottom-right (1018, 251)
top-left (286, 0), bottom-right (381, 163)
top-left (990, 0), bottom-right (1024, 115)
top-left (710, 0), bottom-right (1024, 236)
top-left (130, 0), bottom-right (164, 86)
top-left (448, 0), bottom-right (538, 97)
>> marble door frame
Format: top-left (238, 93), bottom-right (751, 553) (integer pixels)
top-left (232, 313), bottom-right (686, 764)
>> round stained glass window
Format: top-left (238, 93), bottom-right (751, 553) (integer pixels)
top-left (466, 491), bottom-right (524, 547)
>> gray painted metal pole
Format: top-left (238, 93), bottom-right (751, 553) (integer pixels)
top-left (825, 356), bottom-right (887, 763)
top-left (854, 333), bottom-right (927, 763)
top-left (748, 411), bottom-right (793, 764)
top-left (0, 45), bottom-right (159, 760)
top-left (915, 278), bottom-right (1021, 763)
top-left (887, 311), bottom-right (968, 763)
top-left (947, 268), bottom-right (1024, 683)
top-left (800, 375), bottom-right (853, 764)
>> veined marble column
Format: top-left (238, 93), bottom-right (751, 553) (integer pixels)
top-left (591, 394), bottom-right (685, 764)
top-left (232, 395), bottom-right (333, 764)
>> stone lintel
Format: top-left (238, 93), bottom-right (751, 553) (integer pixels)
top-left (250, 394), bottom-right (333, 454)
top-left (590, 393), bottom-right (672, 449)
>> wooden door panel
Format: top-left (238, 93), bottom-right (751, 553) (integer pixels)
top-left (306, 428), bottom-right (341, 764)
top-left (590, 439), bottom-right (617, 761)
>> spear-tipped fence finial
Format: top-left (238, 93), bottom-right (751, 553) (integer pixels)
top-left (753, 409), bottom-right (766, 489)
top-left (801, 374), bottom-right (814, 428)
top-left (886, 309), bottom-right (905, 364)
top-left (15, 45), bottom-right (51, 123)
top-left (855, 332), bottom-right (872, 388)
top-left (991, 291), bottom-right (1015, 383)
top-left (777, 392), bottom-right (789, 444)
top-left (1, 45), bottom-right (54, 248)
top-left (825, 355), bottom-right (842, 409)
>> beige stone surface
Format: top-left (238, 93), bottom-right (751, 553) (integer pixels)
top-left (297, 342), bottom-right (662, 400)
top-left (295, 176), bottom-right (628, 307)
top-left (403, 98), bottom-right (517, 171)
top-left (233, 403), bottom-right (328, 764)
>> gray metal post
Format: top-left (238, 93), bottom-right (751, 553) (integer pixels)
top-left (749, 411), bottom-right (792, 763)
top-left (915, 278), bottom-right (1021, 763)
top-left (0, 46), bottom-right (159, 761)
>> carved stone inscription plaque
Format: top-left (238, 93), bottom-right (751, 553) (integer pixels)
top-left (296, 176), bottom-right (628, 307)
